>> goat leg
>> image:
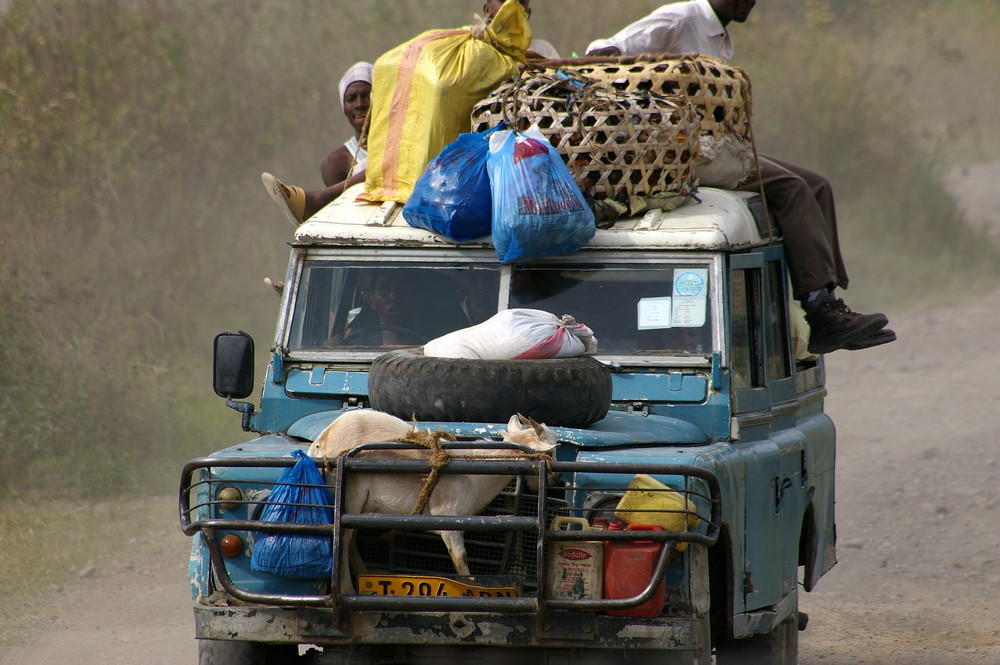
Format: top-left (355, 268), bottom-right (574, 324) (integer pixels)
top-left (339, 528), bottom-right (357, 595)
top-left (437, 530), bottom-right (471, 576)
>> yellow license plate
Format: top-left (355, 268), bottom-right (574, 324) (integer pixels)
top-left (357, 574), bottom-right (518, 598)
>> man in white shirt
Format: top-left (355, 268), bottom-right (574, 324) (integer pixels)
top-left (586, 0), bottom-right (894, 354)
top-left (586, 0), bottom-right (741, 59)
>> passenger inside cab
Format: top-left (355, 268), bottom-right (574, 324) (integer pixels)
top-left (320, 267), bottom-right (496, 348)
top-left (341, 270), bottom-right (468, 346)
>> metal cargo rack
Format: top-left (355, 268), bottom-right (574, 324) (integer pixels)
top-left (179, 440), bottom-right (722, 614)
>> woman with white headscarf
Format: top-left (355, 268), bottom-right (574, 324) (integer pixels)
top-left (320, 61), bottom-right (373, 187)
top-left (262, 61), bottom-right (373, 226)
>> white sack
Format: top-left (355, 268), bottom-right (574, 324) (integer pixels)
top-left (423, 308), bottom-right (597, 360)
top-left (693, 132), bottom-right (754, 190)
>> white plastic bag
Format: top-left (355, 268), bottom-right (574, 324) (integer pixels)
top-left (424, 308), bottom-right (597, 360)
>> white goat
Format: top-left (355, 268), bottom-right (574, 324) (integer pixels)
top-left (308, 409), bottom-right (558, 593)
top-left (308, 408), bottom-right (415, 459)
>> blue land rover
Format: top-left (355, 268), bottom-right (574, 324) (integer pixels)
top-left (181, 183), bottom-right (833, 665)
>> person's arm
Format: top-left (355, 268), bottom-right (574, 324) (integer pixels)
top-left (320, 145), bottom-right (355, 188)
top-left (586, 7), bottom-right (682, 57)
top-left (310, 168), bottom-right (367, 215)
top-left (326, 169), bottom-right (366, 200)
top-left (586, 46), bottom-right (621, 57)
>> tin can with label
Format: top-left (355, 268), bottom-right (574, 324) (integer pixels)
top-left (545, 516), bottom-right (604, 600)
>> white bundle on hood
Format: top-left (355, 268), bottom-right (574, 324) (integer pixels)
top-left (424, 308), bottom-right (597, 360)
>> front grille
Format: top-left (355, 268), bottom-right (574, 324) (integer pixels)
top-left (179, 451), bottom-right (721, 610)
top-left (355, 477), bottom-right (571, 592)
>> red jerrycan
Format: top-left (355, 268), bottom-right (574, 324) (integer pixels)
top-left (604, 522), bottom-right (666, 617)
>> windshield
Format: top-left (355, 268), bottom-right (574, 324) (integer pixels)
top-left (287, 259), bottom-right (714, 357)
top-left (287, 262), bottom-right (501, 351)
top-left (510, 263), bottom-right (713, 356)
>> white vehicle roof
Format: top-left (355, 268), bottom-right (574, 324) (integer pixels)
top-left (296, 183), bottom-right (766, 253)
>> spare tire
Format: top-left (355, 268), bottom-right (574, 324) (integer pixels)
top-left (368, 348), bottom-right (612, 428)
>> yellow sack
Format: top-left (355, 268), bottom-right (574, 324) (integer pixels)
top-left (362, 0), bottom-right (530, 203)
top-left (615, 474), bottom-right (700, 552)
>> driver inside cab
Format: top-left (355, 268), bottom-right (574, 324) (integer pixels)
top-left (338, 269), bottom-right (471, 346)
top-left (347, 271), bottom-right (422, 345)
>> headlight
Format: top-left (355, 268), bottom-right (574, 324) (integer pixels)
top-left (216, 486), bottom-right (243, 511)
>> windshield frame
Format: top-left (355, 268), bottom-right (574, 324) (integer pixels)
top-left (276, 248), bottom-right (725, 367)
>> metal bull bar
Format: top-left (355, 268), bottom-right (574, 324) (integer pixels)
top-left (179, 441), bottom-right (722, 614)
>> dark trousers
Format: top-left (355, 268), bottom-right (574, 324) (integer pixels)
top-left (737, 154), bottom-right (849, 300)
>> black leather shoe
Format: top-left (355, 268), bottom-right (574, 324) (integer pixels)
top-left (843, 328), bottom-right (896, 351)
top-left (806, 298), bottom-right (888, 354)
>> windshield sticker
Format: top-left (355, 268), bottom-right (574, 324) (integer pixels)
top-left (637, 296), bottom-right (672, 330)
top-left (672, 269), bottom-right (708, 327)
top-left (673, 270), bottom-right (707, 297)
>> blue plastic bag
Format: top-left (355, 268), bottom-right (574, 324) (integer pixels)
top-left (401, 124), bottom-right (502, 242)
top-left (250, 449), bottom-right (334, 578)
top-left (486, 128), bottom-right (596, 264)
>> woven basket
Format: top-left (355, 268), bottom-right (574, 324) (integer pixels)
top-left (472, 70), bottom-right (699, 202)
top-left (560, 54), bottom-right (753, 140)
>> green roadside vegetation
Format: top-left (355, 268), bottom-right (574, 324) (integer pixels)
top-left (1, 0), bottom-right (998, 635)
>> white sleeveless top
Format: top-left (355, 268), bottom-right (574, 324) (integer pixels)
top-left (345, 136), bottom-right (368, 172)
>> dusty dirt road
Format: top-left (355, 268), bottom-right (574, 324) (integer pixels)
top-left (798, 286), bottom-right (1000, 665)
top-left (2, 287), bottom-right (999, 664)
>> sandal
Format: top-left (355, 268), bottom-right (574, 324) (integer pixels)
top-left (261, 172), bottom-right (306, 226)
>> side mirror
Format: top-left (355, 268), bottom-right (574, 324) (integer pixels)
top-left (213, 331), bottom-right (255, 399)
